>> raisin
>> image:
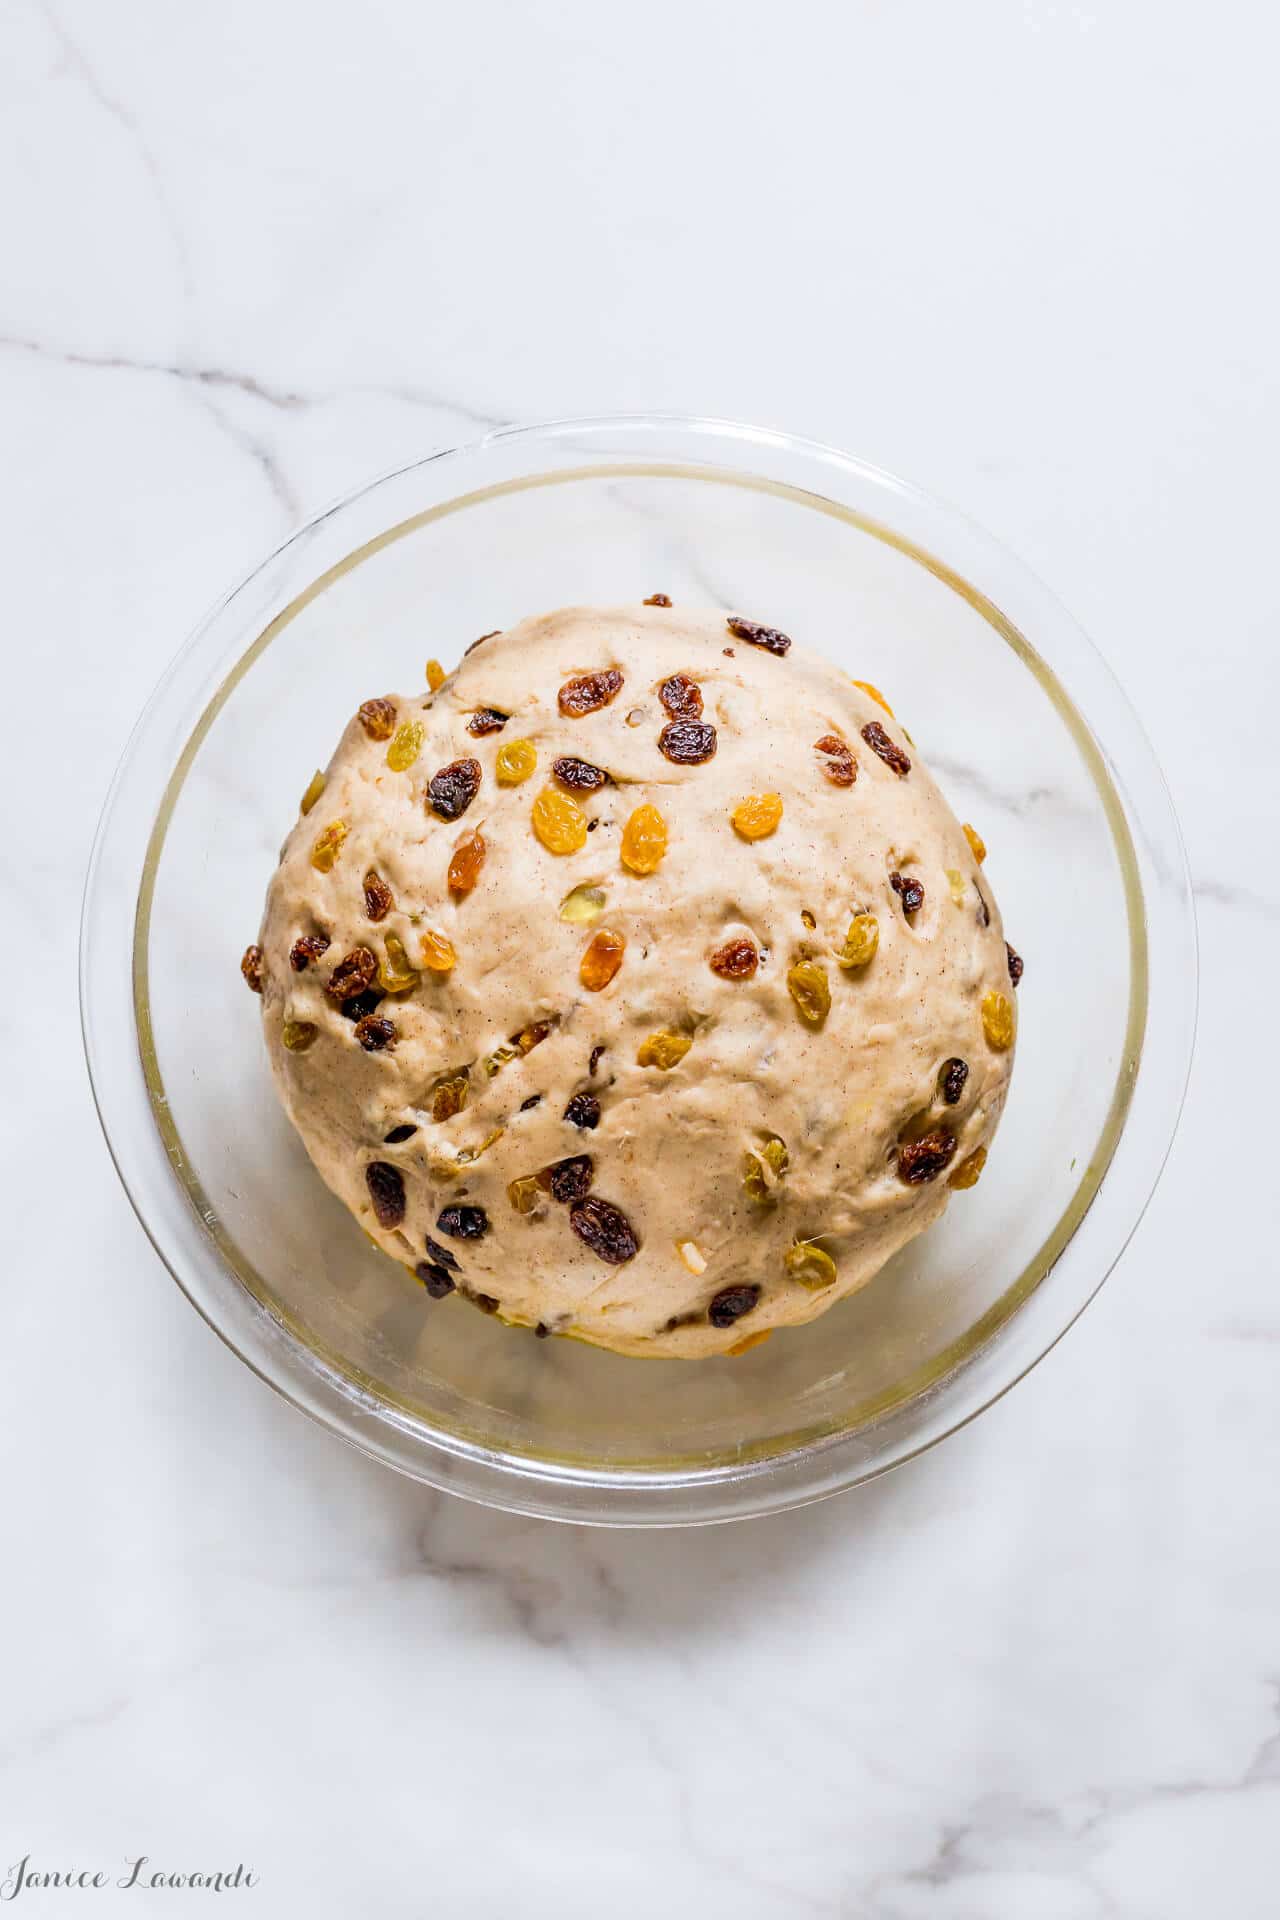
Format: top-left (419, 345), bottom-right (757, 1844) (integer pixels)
top-left (743, 1136), bottom-right (788, 1202)
top-left (890, 871), bottom-right (925, 916)
top-left (366, 1161), bottom-right (406, 1228)
top-left (559, 669), bottom-right (624, 717)
top-left (310, 820), bottom-right (348, 872)
top-left (708, 1283), bottom-right (761, 1327)
top-left (467, 707), bottom-right (508, 736)
top-left (448, 828), bottom-right (486, 897)
top-left (281, 1020), bottom-right (317, 1052)
top-left (982, 991), bottom-right (1015, 1051)
top-left (946, 869), bottom-right (967, 906)
top-left (415, 1262), bottom-right (456, 1298)
top-left (358, 697), bottom-right (397, 741)
top-left (1006, 942), bottom-right (1024, 987)
top-left (507, 1175), bottom-right (542, 1215)
top-left (340, 987), bottom-right (383, 1022)
top-left (535, 1322), bottom-right (551, 1338)
top-left (644, 592), bottom-right (672, 606)
top-left (710, 937), bottom-right (758, 979)
top-left (560, 884), bottom-right (607, 923)
top-left (363, 870), bottom-right (394, 921)
top-left (514, 1019), bottom-right (555, 1054)
top-left (861, 721), bottom-right (911, 777)
top-left (852, 679), bottom-right (894, 716)
top-left (658, 720), bottom-right (717, 764)
top-left (300, 770), bottom-right (326, 815)
top-left (327, 946), bottom-right (378, 1000)
top-left (785, 1243), bottom-right (838, 1290)
top-left (636, 1029), bottom-right (692, 1069)
top-left (837, 915), bottom-right (878, 969)
top-left (426, 659), bottom-right (446, 692)
top-left (420, 929), bottom-right (456, 973)
top-left (540, 1154), bottom-right (594, 1203)
top-left (495, 739), bottom-right (537, 785)
top-left (580, 928), bottom-right (626, 991)
top-left (241, 944), bottom-right (264, 993)
top-left (949, 1146), bottom-right (988, 1191)
top-left (428, 758), bottom-right (482, 820)
top-left (786, 959), bottom-right (830, 1026)
top-left (386, 720), bottom-right (425, 772)
top-left (520, 1093), bottom-right (542, 1112)
top-left (801, 910), bottom-right (816, 929)
top-left (588, 1044), bottom-right (606, 1077)
top-left (814, 734), bottom-right (856, 786)
top-left (436, 1203), bottom-right (490, 1240)
top-left (570, 1195), bottom-right (638, 1264)
top-left (384, 1123), bottom-right (417, 1143)
top-left (726, 615), bottom-right (791, 656)
top-left (963, 823), bottom-right (987, 863)
top-left (470, 1292), bottom-right (500, 1315)
top-left (379, 933), bottom-right (420, 993)
top-left (553, 755), bottom-right (610, 792)
top-left (354, 1015), bottom-right (396, 1052)
top-left (732, 793), bottom-right (782, 840)
top-left (423, 1235), bottom-right (460, 1271)
top-left (431, 1074), bottom-right (469, 1123)
top-left (940, 1058), bottom-right (969, 1104)
top-left (658, 673), bottom-right (703, 721)
top-left (532, 786), bottom-right (588, 854)
top-left (564, 1091), bottom-right (601, 1129)
top-left (897, 1129), bottom-right (958, 1185)
top-left (620, 803), bottom-right (668, 873)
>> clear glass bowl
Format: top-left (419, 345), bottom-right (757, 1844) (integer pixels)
top-left (81, 416), bottom-right (1196, 1524)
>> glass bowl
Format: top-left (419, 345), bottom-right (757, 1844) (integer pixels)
top-left (81, 415), bottom-right (1196, 1525)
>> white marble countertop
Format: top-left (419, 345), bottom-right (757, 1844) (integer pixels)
top-left (4, 2), bottom-right (1276, 1913)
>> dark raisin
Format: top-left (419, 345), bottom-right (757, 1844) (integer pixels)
top-left (723, 647), bottom-right (735, 656)
top-left (814, 734), bottom-right (856, 786)
top-left (427, 758), bottom-right (482, 821)
top-left (436, 1203), bottom-right (490, 1240)
top-left (644, 592), bottom-right (672, 606)
top-left (467, 707), bottom-right (509, 736)
top-left (569, 1195), bottom-right (639, 1264)
top-left (897, 1129), bottom-right (958, 1185)
top-left (520, 1093), bottom-right (543, 1112)
top-left (587, 819), bottom-right (599, 831)
top-left (241, 944), bottom-right (264, 993)
top-left (384, 1123), bottom-right (417, 1143)
top-left (415, 1262), bottom-right (456, 1299)
top-left (710, 937), bottom-right (759, 980)
top-left (424, 1234), bottom-right (460, 1271)
top-left (558, 669), bottom-right (624, 717)
top-left (1006, 942), bottom-right (1024, 987)
top-left (366, 1161), bottom-right (406, 1228)
top-left (363, 871), bottom-right (394, 922)
top-left (553, 755), bottom-right (610, 792)
top-left (470, 1292), bottom-right (500, 1315)
top-left (354, 1015), bottom-right (397, 1052)
top-left (658, 720), bottom-right (718, 764)
top-left (357, 696), bottom-right (397, 740)
top-left (540, 1154), bottom-right (594, 1203)
top-left (861, 721), bottom-right (911, 777)
top-left (564, 1091), bottom-right (601, 1129)
top-left (708, 1283), bottom-right (761, 1328)
top-left (890, 871), bottom-right (925, 916)
top-left (327, 945), bottom-right (378, 1000)
top-left (534, 1321), bottom-right (551, 1337)
top-left (290, 933), bottom-right (331, 971)
top-left (726, 615), bottom-right (791, 656)
top-left (588, 1044), bottom-right (606, 1077)
top-left (340, 987), bottom-right (384, 1022)
top-left (658, 673), bottom-right (703, 721)
top-left (939, 1058), bottom-right (969, 1105)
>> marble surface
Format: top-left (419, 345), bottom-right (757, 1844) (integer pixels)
top-left (3, 2), bottom-right (1276, 1913)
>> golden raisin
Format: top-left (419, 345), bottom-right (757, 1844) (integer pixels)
top-left (508, 1174), bottom-right (543, 1215)
top-left (785, 1241), bottom-right (838, 1290)
top-left (727, 1329), bottom-right (773, 1357)
top-left (514, 1019), bottom-right (556, 1055)
top-left (963, 823), bottom-right (987, 863)
top-left (559, 884), bottom-right (607, 924)
top-left (636, 1029), bottom-right (692, 1070)
top-left (532, 786), bottom-right (588, 854)
top-left (448, 828), bottom-right (486, 897)
top-left (419, 928), bottom-right (456, 973)
top-left (241, 944), bottom-right (264, 993)
top-left (580, 929), bottom-right (626, 991)
top-left (837, 914), bottom-right (879, 969)
top-left (732, 793), bottom-right (783, 840)
top-left (358, 697), bottom-right (397, 741)
top-left (386, 719), bottom-right (425, 772)
top-left (281, 1020), bottom-right (317, 1052)
top-left (495, 738), bottom-right (537, 785)
top-left (363, 869), bottom-right (394, 921)
top-left (620, 803), bottom-right (668, 874)
top-left (743, 1136), bottom-right (788, 1202)
top-left (982, 990), bottom-right (1015, 1051)
top-left (310, 820), bottom-right (348, 872)
top-left (426, 658), bottom-right (446, 691)
top-left (949, 1145), bottom-right (988, 1190)
top-left (787, 958), bottom-right (830, 1026)
top-left (946, 869), bottom-right (967, 906)
top-left (378, 932), bottom-right (420, 994)
top-left (431, 1073), bottom-right (470, 1123)
top-left (299, 769), bottom-right (326, 815)
top-left (852, 679), bottom-right (894, 716)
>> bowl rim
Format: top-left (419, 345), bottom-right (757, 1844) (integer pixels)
top-left (81, 412), bottom-right (1198, 1524)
